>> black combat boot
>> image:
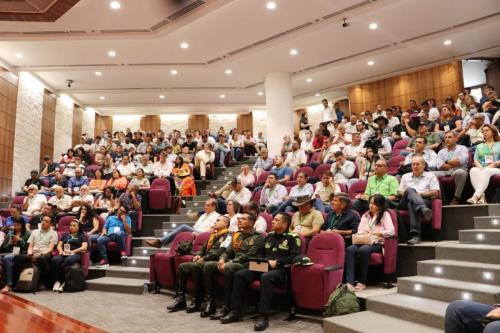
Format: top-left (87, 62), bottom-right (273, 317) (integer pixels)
top-left (209, 305), bottom-right (229, 320)
top-left (254, 314), bottom-right (269, 331)
top-left (200, 296), bottom-right (216, 318)
top-left (166, 295), bottom-right (186, 312)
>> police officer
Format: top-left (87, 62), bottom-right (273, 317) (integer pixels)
top-left (220, 213), bottom-right (300, 331)
top-left (167, 216), bottom-right (231, 313)
top-left (202, 213), bottom-right (264, 320)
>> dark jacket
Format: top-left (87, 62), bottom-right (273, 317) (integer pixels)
top-left (322, 208), bottom-right (360, 235)
top-left (220, 230), bottom-right (264, 266)
top-left (197, 229), bottom-right (231, 261)
top-left (262, 231), bottom-right (301, 268)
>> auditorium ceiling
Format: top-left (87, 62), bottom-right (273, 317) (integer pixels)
top-left (0, 0), bottom-right (499, 114)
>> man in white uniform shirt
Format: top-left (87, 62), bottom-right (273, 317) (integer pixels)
top-left (146, 199), bottom-right (220, 248)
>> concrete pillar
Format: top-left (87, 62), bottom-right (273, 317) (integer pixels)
top-left (264, 72), bottom-right (293, 156)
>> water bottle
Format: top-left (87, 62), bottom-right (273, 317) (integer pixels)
top-left (143, 280), bottom-right (149, 295)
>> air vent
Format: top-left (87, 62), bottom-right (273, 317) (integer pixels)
top-left (253, 32), bottom-right (287, 46)
top-left (245, 82), bottom-right (264, 89)
top-left (286, 22), bottom-right (313, 34)
top-left (167, 0), bottom-right (205, 21)
top-left (227, 44), bottom-right (255, 56)
top-left (206, 57), bottom-right (223, 64)
top-left (150, 19), bottom-right (170, 31)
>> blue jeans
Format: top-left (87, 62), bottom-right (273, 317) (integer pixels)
top-left (272, 198), bottom-right (296, 217)
top-left (231, 148), bottom-right (242, 161)
top-left (314, 199), bottom-right (331, 214)
top-left (50, 254), bottom-right (82, 283)
top-left (97, 232), bottom-right (126, 262)
top-left (88, 233), bottom-right (99, 249)
top-left (159, 224), bottom-right (194, 247)
top-left (217, 146), bottom-right (230, 166)
top-left (445, 300), bottom-right (500, 333)
top-left (2, 253), bottom-right (16, 286)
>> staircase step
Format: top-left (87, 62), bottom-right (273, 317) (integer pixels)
top-left (474, 216), bottom-right (500, 229)
top-left (86, 277), bottom-right (146, 294)
top-left (418, 259), bottom-right (500, 284)
top-left (121, 256), bottom-right (150, 268)
top-left (162, 221), bottom-right (195, 229)
top-left (367, 293), bottom-right (447, 330)
top-left (323, 310), bottom-right (442, 333)
top-left (132, 246), bottom-right (165, 256)
top-left (436, 243), bottom-right (500, 265)
top-left (397, 275), bottom-right (500, 304)
top-left (459, 229), bottom-right (500, 245)
top-left (132, 236), bottom-right (157, 247)
top-left (154, 228), bottom-right (175, 238)
top-left (89, 266), bottom-right (149, 279)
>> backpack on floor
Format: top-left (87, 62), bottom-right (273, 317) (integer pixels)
top-left (64, 267), bottom-right (86, 292)
top-left (324, 283), bottom-right (360, 317)
top-left (13, 264), bottom-right (40, 293)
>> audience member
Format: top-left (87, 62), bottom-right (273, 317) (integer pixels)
top-left (22, 170), bottom-right (43, 194)
top-left (403, 136), bottom-right (438, 171)
top-left (272, 172), bottom-right (314, 216)
top-left (321, 193), bottom-right (360, 247)
top-left (259, 173), bottom-right (287, 214)
top-left (290, 195), bottom-right (324, 238)
top-left (195, 144), bottom-right (215, 180)
top-left (96, 206), bottom-right (131, 268)
top-left (270, 155), bottom-right (293, 185)
top-left (445, 300), bottom-right (500, 333)
top-left (22, 185), bottom-right (47, 217)
top-left (313, 171), bottom-right (340, 213)
top-left (284, 141), bottom-right (307, 172)
top-left (70, 185), bottom-right (94, 213)
top-left (330, 151), bottom-right (356, 185)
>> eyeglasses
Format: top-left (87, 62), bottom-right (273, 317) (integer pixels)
top-left (375, 164), bottom-right (385, 167)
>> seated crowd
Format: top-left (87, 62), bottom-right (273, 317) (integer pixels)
top-left (0, 86), bottom-right (499, 331)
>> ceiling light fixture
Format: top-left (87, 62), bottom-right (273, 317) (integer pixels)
top-left (219, 94), bottom-right (226, 99)
top-left (444, 39), bottom-right (452, 46)
top-left (159, 95), bottom-right (165, 99)
top-left (289, 49), bottom-right (298, 56)
top-left (266, 1), bottom-right (277, 10)
top-left (95, 71), bottom-right (102, 76)
top-left (368, 60), bottom-right (375, 66)
top-left (306, 78), bottom-right (312, 83)
top-left (99, 96), bottom-right (105, 100)
top-left (180, 42), bottom-right (189, 49)
top-left (170, 69), bottom-right (178, 75)
top-left (257, 91), bottom-right (263, 96)
top-left (225, 69), bottom-right (232, 75)
top-left (15, 53), bottom-right (23, 59)
top-left (369, 22), bottom-right (378, 30)
top-left (315, 93), bottom-right (320, 97)
top-left (110, 1), bottom-right (121, 10)
top-left (108, 50), bottom-right (116, 57)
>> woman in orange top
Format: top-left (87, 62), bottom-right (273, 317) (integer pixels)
top-left (175, 169), bottom-right (196, 197)
top-left (88, 169), bottom-right (107, 194)
top-left (105, 169), bottom-right (128, 193)
top-left (172, 156), bottom-right (190, 177)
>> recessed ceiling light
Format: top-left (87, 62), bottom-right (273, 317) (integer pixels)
top-left (170, 69), bottom-right (178, 75)
top-left (444, 39), bottom-right (452, 46)
top-left (180, 42), bottom-right (189, 49)
top-left (289, 49), bottom-right (298, 56)
top-left (219, 94), bottom-right (226, 99)
top-left (257, 91), bottom-right (263, 96)
top-left (306, 78), bottom-right (312, 83)
top-left (159, 95), bottom-right (165, 99)
top-left (266, 1), bottom-right (277, 10)
top-left (15, 53), bottom-right (23, 59)
top-left (315, 93), bottom-right (320, 97)
top-left (367, 60), bottom-right (375, 66)
top-left (108, 50), bottom-right (116, 57)
top-left (99, 96), bottom-right (105, 100)
top-left (369, 22), bottom-right (378, 30)
top-left (95, 71), bottom-right (102, 76)
top-left (225, 69), bottom-right (232, 75)
top-left (110, 1), bottom-right (121, 10)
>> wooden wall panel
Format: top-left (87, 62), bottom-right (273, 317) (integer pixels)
top-left (72, 106), bottom-right (82, 146)
top-left (188, 115), bottom-right (209, 131)
top-left (349, 61), bottom-right (464, 115)
top-left (40, 89), bottom-right (56, 163)
top-left (94, 114), bottom-right (113, 137)
top-left (140, 115), bottom-right (161, 133)
top-left (236, 114), bottom-right (253, 134)
top-left (0, 68), bottom-right (18, 196)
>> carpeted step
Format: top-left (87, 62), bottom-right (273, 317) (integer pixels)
top-left (86, 277), bottom-right (146, 295)
top-left (474, 216), bottom-right (500, 230)
top-left (121, 256), bottom-right (150, 268)
top-left (436, 243), bottom-right (500, 265)
top-left (132, 246), bottom-right (165, 257)
top-left (418, 259), bottom-right (500, 285)
top-left (459, 229), bottom-right (500, 245)
top-left (89, 266), bottom-right (149, 280)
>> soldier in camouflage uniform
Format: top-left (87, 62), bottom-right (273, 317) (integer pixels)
top-left (202, 213), bottom-right (264, 320)
top-left (167, 216), bottom-right (232, 313)
top-left (220, 213), bottom-right (300, 331)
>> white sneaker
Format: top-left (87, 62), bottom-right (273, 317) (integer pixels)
top-left (52, 281), bottom-right (61, 292)
top-left (58, 282), bottom-right (65, 293)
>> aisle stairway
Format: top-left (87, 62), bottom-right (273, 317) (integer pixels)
top-left (86, 159), bottom-right (253, 294)
top-left (324, 211), bottom-right (500, 333)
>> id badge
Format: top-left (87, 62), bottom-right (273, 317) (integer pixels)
top-left (12, 247), bottom-right (20, 255)
top-left (401, 131), bottom-right (407, 138)
top-left (64, 243), bottom-right (71, 252)
top-left (485, 155), bottom-right (494, 165)
top-left (73, 187), bottom-right (80, 193)
top-left (113, 226), bottom-right (121, 234)
top-left (293, 225), bottom-right (301, 234)
top-left (444, 125), bottom-right (450, 132)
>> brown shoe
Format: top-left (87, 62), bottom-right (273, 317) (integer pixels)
top-left (207, 191), bottom-right (217, 199)
top-left (449, 198), bottom-right (461, 205)
top-left (186, 212), bottom-right (199, 221)
top-left (146, 239), bottom-right (161, 248)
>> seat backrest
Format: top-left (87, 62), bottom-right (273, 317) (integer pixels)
top-left (306, 233), bottom-right (345, 267)
top-left (151, 178), bottom-right (170, 191)
top-left (11, 195), bottom-right (26, 207)
top-left (256, 171), bottom-right (270, 186)
top-left (393, 138), bottom-right (410, 156)
top-left (260, 212), bottom-right (273, 232)
top-left (252, 189), bottom-right (261, 205)
top-left (388, 209), bottom-right (399, 238)
top-left (313, 164), bottom-right (331, 179)
top-left (57, 215), bottom-right (75, 233)
top-left (348, 180), bottom-right (367, 200)
top-left (310, 152), bottom-right (322, 164)
top-left (168, 231), bottom-right (195, 255)
top-left (388, 155), bottom-right (405, 168)
top-left (338, 183), bottom-right (347, 193)
top-left (193, 231), bottom-right (211, 253)
top-left (298, 234), bottom-right (307, 254)
top-left (293, 166), bottom-right (314, 180)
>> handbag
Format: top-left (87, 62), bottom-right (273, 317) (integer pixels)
top-left (352, 234), bottom-right (374, 245)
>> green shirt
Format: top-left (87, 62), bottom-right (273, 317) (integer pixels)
top-left (474, 142), bottom-right (500, 167)
top-left (364, 174), bottom-right (399, 198)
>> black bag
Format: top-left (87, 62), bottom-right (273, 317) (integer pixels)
top-left (63, 267), bottom-right (86, 292)
top-left (13, 264), bottom-right (40, 293)
top-left (176, 241), bottom-right (193, 255)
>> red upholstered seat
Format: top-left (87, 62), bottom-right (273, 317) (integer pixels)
top-left (348, 180), bottom-right (367, 200)
top-left (252, 189), bottom-right (261, 205)
top-left (387, 155), bottom-right (405, 176)
top-left (291, 233), bottom-right (344, 311)
top-left (293, 166), bottom-right (314, 180)
top-left (149, 178), bottom-right (171, 211)
top-left (398, 197), bottom-right (443, 232)
top-left (149, 231), bottom-right (194, 288)
top-left (392, 138), bottom-right (409, 156)
top-left (260, 212), bottom-right (273, 233)
top-left (368, 209), bottom-right (398, 277)
top-left (174, 231), bottom-right (211, 271)
top-left (313, 164), bottom-right (331, 180)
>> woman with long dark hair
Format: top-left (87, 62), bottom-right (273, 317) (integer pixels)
top-left (77, 203), bottom-right (100, 247)
top-left (344, 194), bottom-right (394, 292)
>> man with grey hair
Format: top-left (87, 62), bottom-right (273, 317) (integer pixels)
top-left (321, 193), bottom-right (360, 247)
top-left (67, 167), bottom-right (88, 195)
top-left (459, 112), bottom-right (486, 147)
top-left (399, 156), bottom-right (440, 245)
top-left (22, 184), bottom-right (47, 217)
top-left (432, 131), bottom-right (469, 205)
top-left (48, 186), bottom-right (72, 213)
top-left (70, 185), bottom-right (94, 213)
